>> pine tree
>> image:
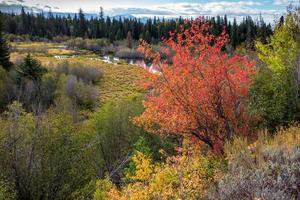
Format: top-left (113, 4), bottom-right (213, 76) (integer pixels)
top-left (99, 7), bottom-right (104, 20)
top-left (17, 54), bottom-right (46, 82)
top-left (115, 29), bottom-right (123, 41)
top-left (230, 18), bottom-right (238, 49)
top-left (78, 8), bottom-right (87, 38)
top-left (0, 14), bottom-right (11, 71)
top-left (144, 30), bottom-right (151, 43)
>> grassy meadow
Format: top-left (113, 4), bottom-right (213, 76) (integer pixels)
top-left (10, 42), bottom-right (146, 104)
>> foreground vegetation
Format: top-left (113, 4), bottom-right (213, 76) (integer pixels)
top-left (95, 126), bottom-right (300, 199)
top-left (0, 4), bottom-right (300, 200)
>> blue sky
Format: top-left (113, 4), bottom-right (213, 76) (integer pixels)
top-left (1, 0), bottom-right (295, 22)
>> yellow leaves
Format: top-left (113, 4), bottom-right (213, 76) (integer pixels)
top-left (128, 152), bottom-right (154, 182)
top-left (94, 143), bottom-right (223, 200)
top-left (150, 167), bottom-right (179, 198)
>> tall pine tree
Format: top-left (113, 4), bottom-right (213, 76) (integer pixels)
top-left (230, 18), bottom-right (238, 49)
top-left (78, 9), bottom-right (88, 38)
top-left (0, 13), bottom-right (11, 71)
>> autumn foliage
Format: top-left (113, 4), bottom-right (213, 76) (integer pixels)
top-left (135, 18), bottom-right (255, 152)
top-left (94, 140), bottom-right (224, 200)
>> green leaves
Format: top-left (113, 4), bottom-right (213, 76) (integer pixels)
top-left (250, 14), bottom-right (300, 130)
top-left (0, 103), bottom-right (95, 199)
top-left (256, 15), bottom-right (300, 74)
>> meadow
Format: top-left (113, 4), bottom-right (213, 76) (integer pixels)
top-left (10, 42), bottom-right (146, 104)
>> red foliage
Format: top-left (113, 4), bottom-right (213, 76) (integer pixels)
top-left (135, 18), bottom-right (255, 153)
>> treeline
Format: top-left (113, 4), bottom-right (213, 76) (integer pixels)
top-left (1, 8), bottom-right (272, 48)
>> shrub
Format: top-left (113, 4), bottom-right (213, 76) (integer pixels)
top-left (115, 48), bottom-right (144, 59)
top-left (65, 75), bottom-right (98, 109)
top-left (93, 179), bottom-right (113, 200)
top-left (55, 61), bottom-right (70, 75)
top-left (52, 35), bottom-right (70, 43)
top-left (66, 38), bottom-right (110, 52)
top-left (69, 63), bottom-right (103, 84)
top-left (0, 180), bottom-right (16, 200)
top-left (55, 61), bottom-right (103, 84)
top-left (40, 72), bottom-right (58, 107)
top-left (250, 13), bottom-right (300, 130)
top-left (0, 102), bottom-right (95, 199)
top-left (0, 66), bottom-right (9, 110)
top-left (66, 37), bottom-right (86, 49)
top-left (94, 139), bottom-right (224, 200)
top-left (135, 18), bottom-right (255, 152)
top-left (89, 96), bottom-right (174, 185)
top-left (86, 39), bottom-right (110, 52)
top-left (209, 126), bottom-right (300, 200)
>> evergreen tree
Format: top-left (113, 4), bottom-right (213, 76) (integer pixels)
top-left (78, 8), bottom-right (87, 38)
top-left (0, 9), bottom-right (273, 49)
top-left (99, 6), bottom-right (104, 20)
top-left (17, 54), bottom-right (46, 82)
top-left (115, 29), bottom-right (123, 41)
top-left (230, 18), bottom-right (238, 48)
top-left (144, 30), bottom-right (151, 43)
top-left (0, 14), bottom-right (11, 71)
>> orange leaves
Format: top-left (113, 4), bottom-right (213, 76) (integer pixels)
top-left (135, 17), bottom-right (255, 152)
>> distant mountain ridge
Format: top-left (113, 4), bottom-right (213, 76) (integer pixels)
top-left (0, 3), bottom-right (147, 21)
top-left (0, 3), bottom-right (43, 13)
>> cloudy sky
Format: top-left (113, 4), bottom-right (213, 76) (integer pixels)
top-left (1, 0), bottom-right (296, 22)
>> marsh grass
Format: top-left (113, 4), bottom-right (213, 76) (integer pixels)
top-left (10, 42), bottom-right (147, 105)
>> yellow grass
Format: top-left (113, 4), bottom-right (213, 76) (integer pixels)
top-left (10, 44), bottom-right (147, 104)
top-left (47, 48), bottom-right (76, 55)
top-left (10, 42), bottom-right (147, 104)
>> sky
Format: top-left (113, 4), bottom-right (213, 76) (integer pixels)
top-left (0, 0), bottom-right (297, 22)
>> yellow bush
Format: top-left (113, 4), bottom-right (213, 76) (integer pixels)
top-left (128, 152), bottom-right (154, 182)
top-left (94, 140), bottom-right (224, 200)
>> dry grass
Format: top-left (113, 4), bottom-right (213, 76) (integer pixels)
top-left (11, 50), bottom-right (147, 104)
top-left (47, 48), bottom-right (76, 55)
top-left (10, 42), bottom-right (147, 104)
top-left (11, 42), bottom-right (79, 56)
top-left (10, 42), bottom-right (60, 48)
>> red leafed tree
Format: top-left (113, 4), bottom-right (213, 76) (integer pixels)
top-left (134, 18), bottom-right (255, 153)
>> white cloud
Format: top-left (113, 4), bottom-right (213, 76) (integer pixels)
top-left (274, 0), bottom-right (292, 5)
top-left (106, 1), bottom-right (281, 23)
top-left (1, 0), bottom-right (285, 23)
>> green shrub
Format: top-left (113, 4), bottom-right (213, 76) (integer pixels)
top-left (250, 13), bottom-right (300, 131)
top-left (0, 102), bottom-right (95, 199)
top-left (0, 180), bottom-right (15, 200)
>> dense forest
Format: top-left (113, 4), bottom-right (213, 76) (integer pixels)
top-left (0, 2), bottom-right (300, 200)
top-left (1, 8), bottom-right (273, 48)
